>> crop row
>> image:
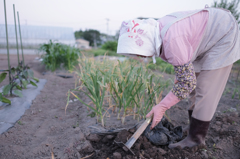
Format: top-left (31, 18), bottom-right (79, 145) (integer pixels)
top-left (67, 54), bottom-right (171, 127)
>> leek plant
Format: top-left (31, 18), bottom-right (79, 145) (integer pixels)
top-left (67, 54), bottom-right (170, 126)
top-left (70, 72), bottom-right (106, 126)
top-left (110, 65), bottom-right (143, 124)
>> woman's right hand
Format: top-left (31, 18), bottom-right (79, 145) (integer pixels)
top-left (146, 91), bottom-right (181, 130)
top-left (146, 104), bottom-right (168, 130)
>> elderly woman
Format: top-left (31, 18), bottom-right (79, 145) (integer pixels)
top-left (117, 6), bottom-right (240, 149)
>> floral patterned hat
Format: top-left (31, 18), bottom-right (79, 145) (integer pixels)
top-left (117, 18), bottom-right (162, 63)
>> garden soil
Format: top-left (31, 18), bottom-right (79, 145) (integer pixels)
top-left (0, 54), bottom-right (240, 159)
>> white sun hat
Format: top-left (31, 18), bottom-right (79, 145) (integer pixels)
top-left (117, 18), bottom-right (162, 63)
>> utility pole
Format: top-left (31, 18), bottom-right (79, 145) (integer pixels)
top-left (106, 18), bottom-right (109, 41)
top-left (93, 33), bottom-right (97, 48)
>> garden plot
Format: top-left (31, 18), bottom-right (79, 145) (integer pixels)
top-left (0, 54), bottom-right (239, 159)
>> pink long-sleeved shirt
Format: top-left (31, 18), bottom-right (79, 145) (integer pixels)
top-left (157, 11), bottom-right (209, 108)
top-left (159, 10), bottom-right (209, 66)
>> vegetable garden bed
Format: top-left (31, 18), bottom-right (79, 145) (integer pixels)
top-left (0, 54), bottom-right (239, 159)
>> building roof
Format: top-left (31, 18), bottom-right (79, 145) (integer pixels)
top-left (76, 39), bottom-right (89, 44)
top-left (0, 24), bottom-right (74, 40)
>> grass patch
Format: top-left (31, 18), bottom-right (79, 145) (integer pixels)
top-left (83, 49), bottom-right (123, 57)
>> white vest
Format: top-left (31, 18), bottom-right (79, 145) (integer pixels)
top-left (161, 6), bottom-right (240, 72)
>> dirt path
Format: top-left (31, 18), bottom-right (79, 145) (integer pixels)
top-left (0, 54), bottom-right (239, 159)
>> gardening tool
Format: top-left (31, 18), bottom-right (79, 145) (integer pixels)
top-left (114, 116), bottom-right (152, 155)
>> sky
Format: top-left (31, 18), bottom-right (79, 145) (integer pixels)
top-left (1, 0), bottom-right (215, 36)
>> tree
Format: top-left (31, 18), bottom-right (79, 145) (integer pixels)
top-left (74, 29), bottom-right (102, 47)
top-left (74, 30), bottom-right (83, 39)
top-left (212, 0), bottom-right (240, 23)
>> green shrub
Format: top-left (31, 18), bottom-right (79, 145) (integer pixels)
top-left (147, 58), bottom-right (174, 74)
top-left (101, 41), bottom-right (118, 52)
top-left (38, 40), bottom-right (80, 72)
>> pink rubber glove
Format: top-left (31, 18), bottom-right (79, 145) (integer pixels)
top-left (146, 91), bottom-right (180, 129)
top-left (146, 104), bottom-right (168, 129)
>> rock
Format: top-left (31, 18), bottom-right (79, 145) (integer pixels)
top-left (222, 117), bottom-right (227, 124)
top-left (157, 148), bottom-right (167, 155)
top-left (106, 135), bottom-right (114, 140)
top-left (76, 145), bottom-right (81, 151)
top-left (143, 136), bottom-right (148, 142)
top-left (221, 124), bottom-right (228, 129)
top-left (142, 141), bottom-right (152, 149)
top-left (230, 112), bottom-right (238, 117)
top-left (125, 155), bottom-right (132, 159)
top-left (86, 134), bottom-right (101, 142)
top-left (76, 152), bottom-right (81, 158)
top-left (144, 153), bottom-right (151, 159)
top-left (229, 107), bottom-right (237, 112)
top-left (228, 125), bottom-right (236, 130)
top-left (215, 121), bottom-right (222, 126)
top-left (129, 128), bottom-right (135, 133)
top-left (101, 136), bottom-right (108, 143)
top-left (74, 127), bottom-right (80, 134)
top-left (215, 143), bottom-right (223, 150)
top-left (134, 143), bottom-right (141, 151)
top-left (81, 141), bottom-right (94, 153)
top-left (212, 137), bottom-right (219, 143)
top-left (102, 135), bottom-right (115, 143)
top-left (79, 132), bottom-right (85, 141)
top-left (227, 116), bottom-right (236, 124)
top-left (63, 154), bottom-right (68, 159)
top-left (201, 151), bottom-right (208, 159)
top-left (74, 131), bottom-right (85, 142)
top-left (211, 125), bottom-right (221, 132)
top-left (138, 136), bottom-right (143, 142)
top-left (113, 152), bottom-right (122, 159)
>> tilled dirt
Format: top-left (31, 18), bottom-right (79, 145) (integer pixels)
top-left (0, 54), bottom-right (239, 159)
top-left (76, 112), bottom-right (240, 159)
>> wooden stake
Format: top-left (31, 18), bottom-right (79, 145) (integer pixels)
top-left (3, 0), bottom-right (11, 80)
top-left (13, 4), bottom-right (20, 64)
top-left (17, 12), bottom-right (25, 66)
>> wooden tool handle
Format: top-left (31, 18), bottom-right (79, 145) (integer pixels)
top-left (125, 117), bottom-right (152, 149)
top-left (133, 117), bottom-right (152, 139)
